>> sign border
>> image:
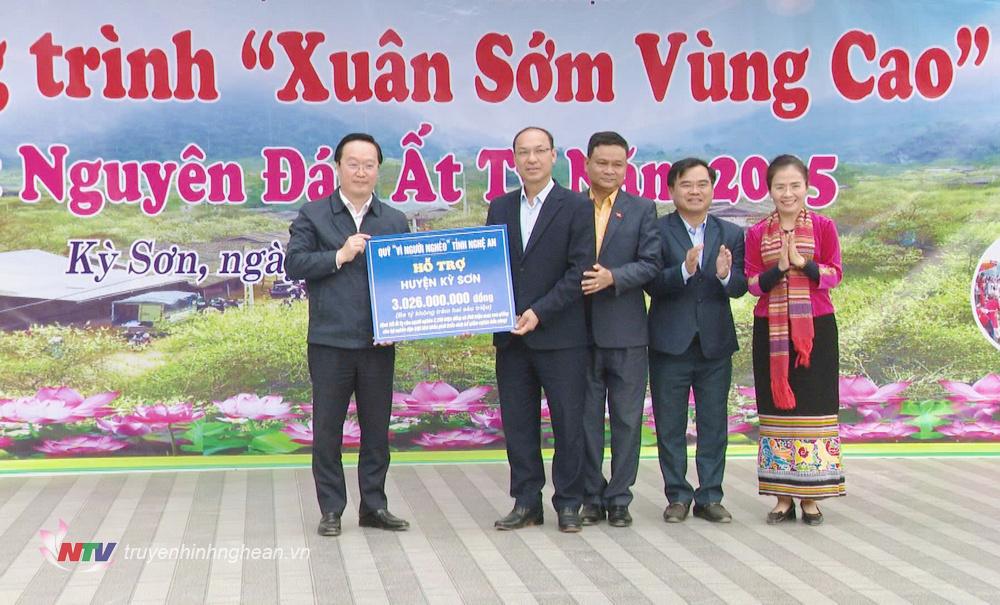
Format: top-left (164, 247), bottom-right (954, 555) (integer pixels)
top-left (366, 225), bottom-right (516, 342)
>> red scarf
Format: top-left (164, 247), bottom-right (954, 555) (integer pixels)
top-left (760, 210), bottom-right (815, 410)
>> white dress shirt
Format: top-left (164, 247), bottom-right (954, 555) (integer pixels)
top-left (519, 179), bottom-right (554, 251)
top-left (346, 195), bottom-right (372, 231)
top-left (680, 217), bottom-right (731, 287)
top-left (335, 195), bottom-right (372, 270)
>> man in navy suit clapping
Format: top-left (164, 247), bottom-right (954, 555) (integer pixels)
top-left (646, 158), bottom-right (747, 525)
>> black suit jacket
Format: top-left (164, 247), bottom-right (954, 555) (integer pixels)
top-left (486, 182), bottom-right (594, 350)
top-left (285, 190), bottom-right (409, 349)
top-left (646, 212), bottom-right (747, 359)
top-left (586, 189), bottom-right (662, 348)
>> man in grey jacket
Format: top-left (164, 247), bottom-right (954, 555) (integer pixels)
top-left (285, 133), bottom-right (410, 537)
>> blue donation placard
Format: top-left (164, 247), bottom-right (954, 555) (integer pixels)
top-left (366, 226), bottom-right (516, 342)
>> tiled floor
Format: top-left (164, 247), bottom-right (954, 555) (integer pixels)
top-left (1, 457), bottom-right (998, 604)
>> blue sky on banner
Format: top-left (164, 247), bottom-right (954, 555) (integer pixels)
top-left (0, 0), bottom-right (996, 161)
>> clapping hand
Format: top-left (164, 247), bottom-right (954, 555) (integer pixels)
top-left (777, 234), bottom-right (790, 271)
top-left (685, 243), bottom-right (704, 276)
top-left (786, 233), bottom-right (806, 269)
top-left (715, 245), bottom-right (732, 280)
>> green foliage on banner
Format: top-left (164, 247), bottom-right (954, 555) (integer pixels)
top-left (901, 400), bottom-right (954, 439)
top-left (179, 419), bottom-right (301, 455)
top-left (249, 431), bottom-right (301, 455)
top-left (180, 420), bottom-right (249, 455)
top-left (640, 424), bottom-right (657, 448)
top-left (0, 325), bottom-right (124, 394)
top-left (822, 165), bottom-right (1000, 400)
top-left (728, 295), bottom-right (756, 385)
top-left (840, 235), bottom-right (923, 278)
top-left (123, 302), bottom-right (311, 403)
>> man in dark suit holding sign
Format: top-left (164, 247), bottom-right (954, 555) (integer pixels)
top-left (487, 126), bottom-right (595, 533)
top-left (579, 132), bottom-right (662, 527)
top-left (285, 133), bottom-right (411, 537)
top-left (646, 158), bottom-right (747, 524)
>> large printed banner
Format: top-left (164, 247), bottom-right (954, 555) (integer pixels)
top-left (0, 1), bottom-right (998, 463)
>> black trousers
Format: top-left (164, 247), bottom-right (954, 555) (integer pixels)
top-left (308, 343), bottom-right (394, 516)
top-left (582, 345), bottom-right (648, 506)
top-left (496, 339), bottom-right (588, 510)
top-left (649, 338), bottom-right (732, 506)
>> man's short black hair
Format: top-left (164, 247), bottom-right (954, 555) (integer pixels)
top-left (667, 157), bottom-right (716, 188)
top-left (512, 126), bottom-right (554, 151)
top-left (334, 132), bottom-right (384, 164)
top-left (587, 131), bottom-right (628, 157)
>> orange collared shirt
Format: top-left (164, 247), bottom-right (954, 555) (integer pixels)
top-left (590, 188), bottom-right (619, 256)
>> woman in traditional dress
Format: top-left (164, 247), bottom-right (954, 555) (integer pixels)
top-left (745, 154), bottom-right (845, 525)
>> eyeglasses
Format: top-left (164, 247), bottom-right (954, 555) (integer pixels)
top-left (514, 147), bottom-right (552, 159)
top-left (342, 161), bottom-right (378, 174)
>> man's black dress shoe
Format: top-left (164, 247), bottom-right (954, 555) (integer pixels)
top-left (317, 512), bottom-right (342, 536)
top-left (766, 502), bottom-right (796, 525)
top-left (359, 509), bottom-right (410, 531)
top-left (494, 506), bottom-right (543, 530)
top-left (580, 503), bottom-right (606, 526)
top-left (607, 505), bottom-right (632, 527)
top-left (557, 507), bottom-right (582, 533)
top-left (662, 502), bottom-right (691, 523)
top-left (801, 505), bottom-right (824, 526)
top-left (693, 502), bottom-right (732, 523)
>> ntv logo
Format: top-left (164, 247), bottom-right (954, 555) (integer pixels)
top-left (38, 520), bottom-right (115, 572)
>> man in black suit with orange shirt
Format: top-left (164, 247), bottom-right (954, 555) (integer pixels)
top-left (579, 131), bottom-right (661, 527)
